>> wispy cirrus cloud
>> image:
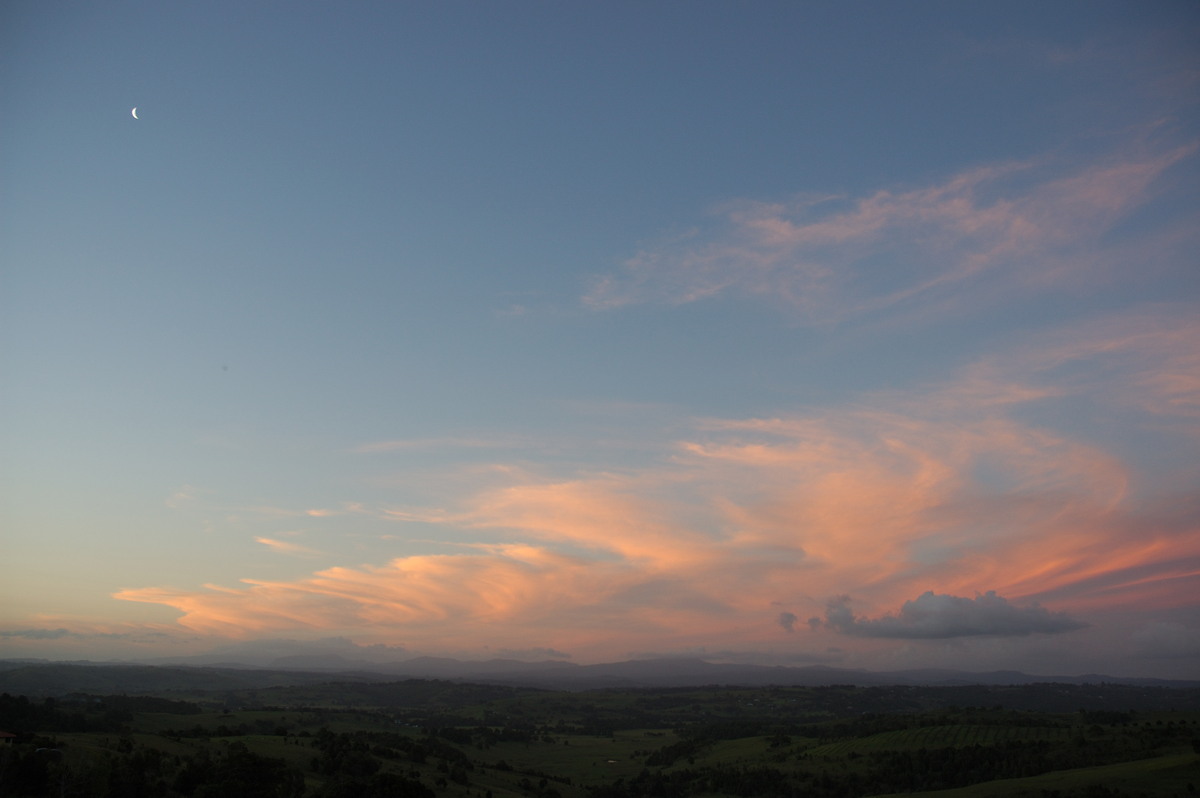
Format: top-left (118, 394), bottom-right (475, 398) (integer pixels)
top-left (0, 627), bottom-right (174, 643)
top-left (0, 623), bottom-right (177, 645)
top-left (164, 485), bottom-right (206, 509)
top-left (254, 537), bottom-right (325, 557)
top-left (585, 143), bottom-right (1197, 322)
top-left (977, 308), bottom-right (1200, 423)
top-left (351, 436), bottom-right (536, 454)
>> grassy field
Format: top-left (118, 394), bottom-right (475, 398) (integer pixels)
top-left (867, 750), bottom-right (1200, 797)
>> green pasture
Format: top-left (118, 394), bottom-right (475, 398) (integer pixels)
top-left (867, 751), bottom-right (1200, 798)
top-left (684, 735), bottom-right (784, 768)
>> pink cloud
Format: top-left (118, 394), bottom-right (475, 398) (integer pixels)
top-left (584, 144), bottom-right (1197, 322)
top-left (114, 310), bottom-right (1199, 661)
top-left (254, 537), bottom-right (324, 557)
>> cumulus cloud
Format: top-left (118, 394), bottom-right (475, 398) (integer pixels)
top-left (818, 591), bottom-right (1088, 639)
top-left (777, 612), bottom-right (798, 632)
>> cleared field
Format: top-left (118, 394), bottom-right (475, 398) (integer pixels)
top-left (806, 723), bottom-right (1072, 757)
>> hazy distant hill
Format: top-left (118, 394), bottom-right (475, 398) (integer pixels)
top-left (433, 658), bottom-right (1200, 691)
top-left (0, 661), bottom-right (390, 696)
top-left (1, 656), bottom-right (1196, 696)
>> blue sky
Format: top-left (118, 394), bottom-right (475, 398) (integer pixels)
top-left (2, 1), bottom-right (1199, 677)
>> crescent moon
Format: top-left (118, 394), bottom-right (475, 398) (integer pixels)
top-left (131, 107), bottom-right (138, 119)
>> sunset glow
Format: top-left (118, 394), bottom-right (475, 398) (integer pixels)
top-left (2, 1), bottom-right (1197, 679)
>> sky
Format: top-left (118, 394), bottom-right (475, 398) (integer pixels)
top-left (2, 1), bottom-right (1199, 679)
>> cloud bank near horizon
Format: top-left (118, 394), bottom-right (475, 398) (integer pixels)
top-left (107, 300), bottom-right (1200, 664)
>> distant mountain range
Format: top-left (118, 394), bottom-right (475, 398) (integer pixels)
top-left (1, 654), bottom-right (1196, 695)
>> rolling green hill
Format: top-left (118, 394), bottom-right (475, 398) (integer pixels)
top-left (2, 675), bottom-right (1198, 797)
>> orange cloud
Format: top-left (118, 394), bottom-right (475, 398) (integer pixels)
top-left (114, 542), bottom-right (735, 656)
top-left (453, 479), bottom-right (717, 568)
